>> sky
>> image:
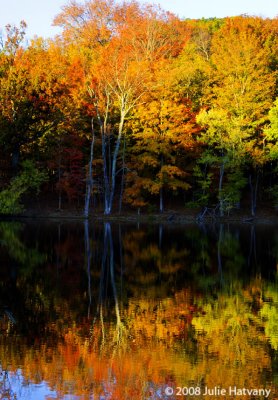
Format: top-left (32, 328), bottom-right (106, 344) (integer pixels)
top-left (0, 0), bottom-right (277, 40)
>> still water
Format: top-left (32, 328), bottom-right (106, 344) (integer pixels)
top-left (0, 220), bottom-right (277, 399)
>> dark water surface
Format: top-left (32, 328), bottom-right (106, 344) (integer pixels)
top-left (0, 220), bottom-right (277, 399)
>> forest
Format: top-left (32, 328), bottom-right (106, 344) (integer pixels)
top-left (0, 0), bottom-right (278, 217)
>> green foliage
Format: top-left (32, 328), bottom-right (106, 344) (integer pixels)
top-left (265, 98), bottom-right (278, 160)
top-left (195, 109), bottom-right (249, 213)
top-left (196, 109), bottom-right (250, 160)
top-left (191, 163), bottom-right (213, 207)
top-left (13, 160), bottom-right (48, 193)
top-left (0, 187), bottom-right (25, 214)
top-left (0, 160), bottom-right (47, 214)
top-left (221, 169), bottom-right (247, 213)
top-left (260, 282), bottom-right (278, 351)
top-left (267, 183), bottom-right (278, 209)
top-left (0, 222), bottom-right (45, 269)
top-left (263, 101), bottom-right (278, 209)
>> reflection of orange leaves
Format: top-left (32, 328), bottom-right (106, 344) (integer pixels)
top-left (0, 282), bottom-right (276, 399)
top-left (62, 332), bottom-right (80, 368)
top-left (125, 292), bottom-right (199, 343)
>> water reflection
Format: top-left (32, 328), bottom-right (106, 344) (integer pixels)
top-left (0, 221), bottom-right (277, 399)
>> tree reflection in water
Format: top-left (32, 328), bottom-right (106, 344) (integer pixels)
top-left (0, 221), bottom-right (277, 399)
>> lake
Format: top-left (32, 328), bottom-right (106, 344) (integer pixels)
top-left (0, 220), bottom-right (277, 399)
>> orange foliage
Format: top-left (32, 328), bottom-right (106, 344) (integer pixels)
top-left (0, 281), bottom-right (276, 399)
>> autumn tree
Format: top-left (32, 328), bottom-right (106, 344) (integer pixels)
top-left (125, 61), bottom-right (198, 212)
top-left (0, 20), bottom-right (27, 57)
top-left (0, 21), bottom-right (31, 171)
top-left (25, 38), bottom-right (90, 209)
top-left (196, 109), bottom-right (249, 215)
top-left (54, 0), bottom-right (189, 215)
top-left (196, 17), bottom-right (276, 215)
top-left (264, 98), bottom-right (278, 207)
top-left (90, 37), bottom-right (147, 214)
top-left (1, 7), bottom-right (278, 214)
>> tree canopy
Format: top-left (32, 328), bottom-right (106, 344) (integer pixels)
top-left (0, 2), bottom-right (278, 215)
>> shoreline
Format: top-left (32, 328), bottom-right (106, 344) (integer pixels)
top-left (1, 208), bottom-right (278, 224)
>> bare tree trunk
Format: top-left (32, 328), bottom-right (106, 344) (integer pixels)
top-left (94, 102), bottom-right (110, 215)
top-left (108, 112), bottom-right (125, 214)
top-left (89, 89), bottom-right (111, 215)
top-left (119, 134), bottom-right (126, 214)
top-left (102, 127), bottom-right (110, 215)
top-left (92, 88), bottom-right (139, 215)
top-left (84, 118), bottom-right (95, 218)
top-left (249, 171), bottom-right (259, 217)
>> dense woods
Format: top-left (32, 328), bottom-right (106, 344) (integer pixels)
top-left (1, 0), bottom-right (278, 216)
